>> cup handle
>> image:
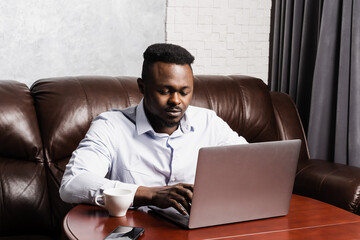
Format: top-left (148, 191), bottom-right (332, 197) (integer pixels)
top-left (95, 194), bottom-right (105, 208)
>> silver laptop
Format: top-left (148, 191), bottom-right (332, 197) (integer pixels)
top-left (149, 139), bottom-right (301, 229)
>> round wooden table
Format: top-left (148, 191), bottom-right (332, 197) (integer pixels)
top-left (63, 195), bottom-right (360, 240)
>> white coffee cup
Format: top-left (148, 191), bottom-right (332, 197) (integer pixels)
top-left (95, 188), bottom-right (133, 217)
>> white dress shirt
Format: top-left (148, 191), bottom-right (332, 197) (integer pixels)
top-left (59, 99), bottom-right (248, 204)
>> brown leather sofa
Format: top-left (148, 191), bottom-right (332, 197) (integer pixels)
top-left (1, 75), bottom-right (359, 239)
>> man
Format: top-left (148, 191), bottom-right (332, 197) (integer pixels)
top-left (60, 43), bottom-right (247, 215)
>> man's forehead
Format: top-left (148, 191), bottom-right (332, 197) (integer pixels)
top-left (148, 62), bottom-right (193, 83)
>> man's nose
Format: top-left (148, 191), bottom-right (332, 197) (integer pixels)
top-left (168, 92), bottom-right (181, 105)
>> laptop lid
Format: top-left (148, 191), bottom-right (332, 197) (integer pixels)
top-left (150, 139), bottom-right (301, 229)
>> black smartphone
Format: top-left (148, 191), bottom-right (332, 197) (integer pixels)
top-left (104, 226), bottom-right (145, 240)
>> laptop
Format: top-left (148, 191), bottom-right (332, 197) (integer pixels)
top-left (149, 139), bottom-right (301, 229)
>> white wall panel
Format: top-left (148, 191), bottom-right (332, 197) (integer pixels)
top-left (0, 0), bottom-right (166, 86)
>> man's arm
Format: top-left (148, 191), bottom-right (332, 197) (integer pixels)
top-left (60, 130), bottom-right (193, 214)
top-left (60, 164), bottom-right (193, 215)
top-left (60, 167), bottom-right (193, 215)
top-left (59, 170), bottom-right (139, 204)
top-left (59, 113), bottom-right (140, 204)
top-left (60, 112), bottom-right (194, 213)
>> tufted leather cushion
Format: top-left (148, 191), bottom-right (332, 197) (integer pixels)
top-left (193, 75), bottom-right (279, 143)
top-left (0, 81), bottom-right (43, 160)
top-left (0, 81), bottom-right (53, 237)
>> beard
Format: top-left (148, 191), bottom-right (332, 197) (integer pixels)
top-left (153, 113), bottom-right (181, 128)
top-left (159, 117), bottom-right (180, 128)
top-left (144, 108), bottom-right (182, 130)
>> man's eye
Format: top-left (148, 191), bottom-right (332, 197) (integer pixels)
top-left (180, 91), bottom-right (189, 96)
top-left (159, 90), bottom-right (170, 95)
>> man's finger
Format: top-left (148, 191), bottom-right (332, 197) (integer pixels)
top-left (171, 191), bottom-right (192, 214)
top-left (169, 199), bottom-right (189, 215)
top-left (183, 184), bottom-right (194, 191)
top-left (174, 184), bottom-right (193, 203)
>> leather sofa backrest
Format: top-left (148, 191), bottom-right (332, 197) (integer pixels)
top-left (193, 75), bottom-right (279, 142)
top-left (0, 81), bottom-right (53, 236)
top-left (31, 75), bottom-right (280, 179)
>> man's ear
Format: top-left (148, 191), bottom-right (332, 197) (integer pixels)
top-left (137, 78), bottom-right (145, 94)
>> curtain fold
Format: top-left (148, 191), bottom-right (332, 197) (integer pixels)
top-left (307, 0), bottom-right (342, 162)
top-left (270, 0), bottom-right (321, 132)
top-left (348, 0), bottom-right (360, 166)
top-left (269, 0), bottom-right (360, 167)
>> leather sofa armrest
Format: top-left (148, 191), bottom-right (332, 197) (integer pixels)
top-left (270, 91), bottom-right (360, 215)
top-left (294, 159), bottom-right (360, 214)
top-left (270, 91), bottom-right (309, 162)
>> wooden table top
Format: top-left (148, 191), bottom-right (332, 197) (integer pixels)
top-left (63, 194), bottom-right (360, 240)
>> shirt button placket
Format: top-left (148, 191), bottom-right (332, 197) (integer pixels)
top-left (167, 137), bottom-right (176, 184)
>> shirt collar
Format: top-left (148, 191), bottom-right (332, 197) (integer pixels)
top-left (136, 99), bottom-right (194, 136)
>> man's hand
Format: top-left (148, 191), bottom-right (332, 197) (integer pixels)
top-left (133, 183), bottom-right (193, 215)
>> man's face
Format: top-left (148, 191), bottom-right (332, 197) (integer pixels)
top-left (138, 61), bottom-right (194, 135)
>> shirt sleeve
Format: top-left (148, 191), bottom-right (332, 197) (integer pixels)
top-left (211, 112), bottom-right (248, 146)
top-left (59, 114), bottom-right (139, 204)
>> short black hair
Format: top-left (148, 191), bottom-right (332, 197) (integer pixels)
top-left (141, 43), bottom-right (195, 79)
top-left (143, 43), bottom-right (194, 65)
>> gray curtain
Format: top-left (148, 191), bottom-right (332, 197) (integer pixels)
top-left (269, 0), bottom-right (360, 167)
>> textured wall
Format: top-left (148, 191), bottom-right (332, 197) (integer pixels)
top-left (0, 0), bottom-right (166, 86)
top-left (166, 0), bottom-right (271, 83)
